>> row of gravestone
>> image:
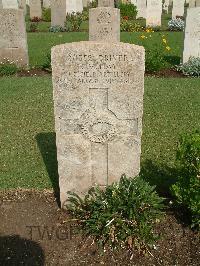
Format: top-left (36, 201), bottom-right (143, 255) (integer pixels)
top-left (0, 1), bottom-right (199, 206)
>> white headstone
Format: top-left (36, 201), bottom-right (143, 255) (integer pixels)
top-left (29, 0), bottom-right (42, 19)
top-left (66, 0), bottom-right (83, 14)
top-left (43, 0), bottom-right (50, 8)
top-left (52, 42), bottom-right (145, 206)
top-left (146, 0), bottom-right (162, 27)
top-left (0, 8), bottom-right (28, 67)
top-left (136, 0), bottom-right (147, 19)
top-left (2, 0), bottom-right (19, 9)
top-left (172, 0), bottom-right (185, 18)
top-left (183, 7), bottom-right (200, 63)
top-left (51, 0), bottom-right (66, 27)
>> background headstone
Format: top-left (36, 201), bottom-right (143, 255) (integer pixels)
top-left (51, 0), bottom-right (66, 27)
top-left (172, 0), bottom-right (185, 18)
top-left (196, 0), bottom-right (200, 6)
top-left (0, 0), bottom-right (3, 8)
top-left (146, 0), bottom-right (162, 27)
top-left (0, 9), bottom-right (28, 67)
top-left (43, 0), bottom-right (50, 8)
top-left (136, 0), bottom-right (147, 19)
top-left (189, 0), bottom-right (195, 7)
top-left (29, 0), bottom-right (42, 19)
top-left (183, 7), bottom-right (200, 63)
top-left (89, 7), bottom-right (120, 42)
top-left (2, 0), bottom-right (19, 9)
top-left (52, 42), bottom-right (145, 206)
top-left (66, 0), bottom-right (83, 14)
top-left (19, 0), bottom-right (27, 14)
top-left (98, 0), bottom-right (114, 7)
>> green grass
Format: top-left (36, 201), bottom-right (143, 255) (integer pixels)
top-left (0, 77), bottom-right (200, 190)
top-left (27, 31), bottom-right (183, 67)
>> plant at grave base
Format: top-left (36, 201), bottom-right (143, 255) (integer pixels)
top-left (120, 20), bottom-right (142, 32)
top-left (0, 59), bottom-right (18, 76)
top-left (171, 131), bottom-right (200, 230)
top-left (89, 0), bottom-right (97, 8)
top-left (29, 22), bottom-right (38, 32)
top-left (176, 57), bottom-right (200, 77)
top-left (65, 175), bottom-right (165, 252)
top-left (119, 2), bottom-right (137, 20)
top-left (41, 52), bottom-right (51, 72)
top-left (81, 9), bottom-right (89, 21)
top-left (138, 32), bottom-right (172, 72)
top-left (168, 18), bottom-right (184, 31)
top-left (145, 25), bottom-right (161, 32)
top-left (30, 16), bottom-right (41, 22)
top-left (49, 25), bottom-right (66, 33)
top-left (42, 8), bottom-right (51, 22)
top-left (65, 12), bottom-right (83, 32)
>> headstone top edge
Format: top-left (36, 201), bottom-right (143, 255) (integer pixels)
top-left (51, 41), bottom-right (145, 54)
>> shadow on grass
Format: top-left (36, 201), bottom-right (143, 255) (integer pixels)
top-left (164, 55), bottom-right (181, 66)
top-left (140, 159), bottom-right (178, 198)
top-left (0, 235), bottom-right (44, 265)
top-left (36, 132), bottom-right (60, 207)
top-left (140, 160), bottom-right (192, 227)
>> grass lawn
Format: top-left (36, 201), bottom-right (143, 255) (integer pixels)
top-left (28, 31), bottom-right (184, 67)
top-left (0, 77), bottom-right (199, 191)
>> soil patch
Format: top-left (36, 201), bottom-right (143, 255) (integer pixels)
top-left (0, 190), bottom-right (199, 265)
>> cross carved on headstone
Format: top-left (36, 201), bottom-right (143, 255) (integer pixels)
top-left (79, 88), bottom-right (137, 186)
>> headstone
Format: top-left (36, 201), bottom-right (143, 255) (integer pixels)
top-left (163, 0), bottom-right (169, 13)
top-left (29, 0), bottom-right (42, 19)
top-left (189, 0), bottom-right (195, 7)
top-left (136, 0), bottom-right (147, 19)
top-left (0, 0), bottom-right (3, 8)
top-left (183, 7), bottom-right (200, 63)
top-left (2, 0), bottom-right (19, 9)
top-left (172, 0), bottom-right (185, 18)
top-left (19, 0), bottom-right (27, 14)
top-left (51, 0), bottom-right (66, 27)
top-left (43, 0), bottom-right (51, 8)
top-left (89, 7), bottom-right (120, 42)
top-left (66, 0), bottom-right (83, 14)
top-left (196, 0), bottom-right (200, 6)
top-left (98, 0), bottom-right (114, 7)
top-left (0, 9), bottom-right (28, 67)
top-left (146, 0), bottom-right (162, 27)
top-left (52, 41), bottom-right (145, 206)
top-left (83, 0), bottom-right (89, 7)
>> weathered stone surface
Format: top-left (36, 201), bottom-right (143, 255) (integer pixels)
top-left (29, 0), bottom-right (42, 19)
top-left (98, 0), bottom-right (114, 7)
top-left (183, 7), bottom-right (200, 63)
top-left (146, 0), bottom-right (162, 27)
top-left (89, 7), bottom-right (120, 42)
top-left (52, 41), bottom-right (145, 206)
top-left (172, 0), bottom-right (185, 19)
top-left (0, 9), bottom-right (28, 67)
top-left (51, 0), bottom-right (66, 27)
top-left (2, 0), bottom-right (18, 9)
top-left (66, 0), bottom-right (83, 14)
top-left (136, 0), bottom-right (146, 19)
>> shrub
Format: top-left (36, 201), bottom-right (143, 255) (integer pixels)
top-left (89, 0), bottom-right (97, 8)
top-left (49, 25), bottom-right (66, 32)
top-left (42, 52), bottom-right (51, 72)
top-left (168, 18), bottom-right (184, 31)
top-left (65, 175), bottom-right (164, 251)
top-left (176, 57), bottom-right (200, 77)
top-left (139, 32), bottom-right (171, 72)
top-left (171, 131), bottom-right (200, 229)
top-left (30, 16), bottom-right (41, 22)
top-left (0, 59), bottom-right (18, 76)
top-left (119, 2), bottom-right (137, 20)
top-left (120, 20), bottom-right (142, 32)
top-left (66, 12), bottom-right (83, 32)
top-left (42, 8), bottom-right (51, 22)
top-left (28, 22), bottom-right (38, 32)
